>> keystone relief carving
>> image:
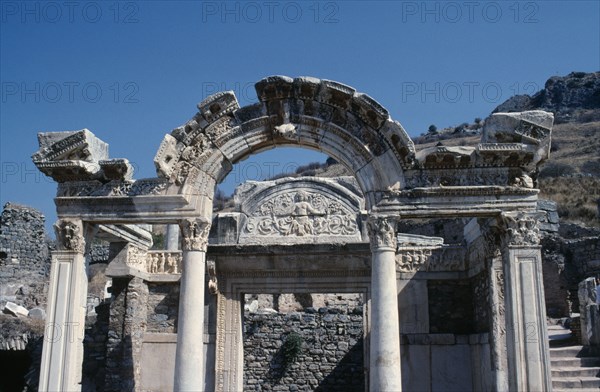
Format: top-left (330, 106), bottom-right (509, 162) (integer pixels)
top-left (274, 123), bottom-right (297, 140)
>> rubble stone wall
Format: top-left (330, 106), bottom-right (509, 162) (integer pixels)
top-left (146, 283), bottom-right (179, 333)
top-left (0, 203), bottom-right (51, 309)
top-left (243, 308), bottom-right (364, 392)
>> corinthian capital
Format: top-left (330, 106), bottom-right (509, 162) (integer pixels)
top-left (54, 219), bottom-right (86, 253)
top-left (179, 218), bottom-right (211, 251)
top-left (367, 216), bottom-right (397, 250)
top-left (499, 212), bottom-right (543, 247)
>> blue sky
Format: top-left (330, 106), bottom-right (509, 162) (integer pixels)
top-left (1, 0), bottom-right (599, 230)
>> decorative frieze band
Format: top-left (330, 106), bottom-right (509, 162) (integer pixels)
top-left (57, 178), bottom-right (168, 197)
top-left (395, 245), bottom-right (465, 273)
top-left (146, 251), bottom-right (182, 274)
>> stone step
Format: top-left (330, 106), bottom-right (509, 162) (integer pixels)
top-left (552, 367), bottom-right (600, 378)
top-left (551, 357), bottom-right (600, 367)
top-left (554, 389), bottom-right (600, 392)
top-left (550, 345), bottom-right (585, 358)
top-left (553, 377), bottom-right (600, 389)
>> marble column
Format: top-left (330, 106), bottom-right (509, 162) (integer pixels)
top-left (166, 223), bottom-right (180, 251)
top-left (174, 218), bottom-right (211, 391)
top-left (368, 216), bottom-right (402, 391)
top-left (38, 219), bottom-right (89, 392)
top-left (500, 212), bottom-right (552, 391)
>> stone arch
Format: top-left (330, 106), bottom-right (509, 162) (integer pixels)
top-left (154, 76), bottom-right (415, 210)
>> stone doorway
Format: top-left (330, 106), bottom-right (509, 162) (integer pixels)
top-left (242, 293), bottom-right (366, 391)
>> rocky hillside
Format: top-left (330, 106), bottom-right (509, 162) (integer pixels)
top-left (494, 71), bottom-right (600, 124)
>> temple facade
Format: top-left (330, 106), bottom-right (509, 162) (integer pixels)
top-left (32, 76), bottom-right (554, 391)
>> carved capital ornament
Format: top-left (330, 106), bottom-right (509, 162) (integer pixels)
top-left (179, 218), bottom-right (211, 251)
top-left (54, 219), bottom-right (86, 253)
top-left (367, 216), bottom-right (397, 250)
top-left (500, 212), bottom-right (542, 247)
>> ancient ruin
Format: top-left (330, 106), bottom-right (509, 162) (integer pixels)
top-left (29, 76), bottom-right (557, 391)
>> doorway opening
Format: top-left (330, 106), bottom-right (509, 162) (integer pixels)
top-left (243, 292), bottom-right (365, 391)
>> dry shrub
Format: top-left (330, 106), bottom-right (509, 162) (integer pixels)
top-left (539, 177), bottom-right (600, 227)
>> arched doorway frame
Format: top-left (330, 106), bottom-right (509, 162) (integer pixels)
top-left (150, 75), bottom-right (413, 391)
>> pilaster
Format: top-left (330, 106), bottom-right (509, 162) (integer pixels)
top-left (500, 212), bottom-right (552, 391)
top-left (39, 219), bottom-right (91, 392)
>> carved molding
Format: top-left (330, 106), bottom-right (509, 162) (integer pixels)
top-left (179, 218), bottom-right (211, 251)
top-left (54, 219), bottom-right (85, 253)
top-left (490, 267), bottom-right (507, 375)
top-left (367, 216), bottom-right (397, 250)
top-left (515, 120), bottom-right (550, 144)
top-left (495, 269), bottom-right (506, 336)
top-left (215, 270), bottom-right (370, 279)
top-left (481, 220), bottom-right (502, 259)
top-left (57, 178), bottom-right (168, 197)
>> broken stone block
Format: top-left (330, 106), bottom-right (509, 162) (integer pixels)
top-left (3, 301), bottom-right (28, 317)
top-left (482, 110), bottom-right (554, 167)
top-left (32, 129), bottom-right (109, 182)
top-left (28, 307), bottom-right (46, 320)
top-left (33, 129), bottom-right (108, 163)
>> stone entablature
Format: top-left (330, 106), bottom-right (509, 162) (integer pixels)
top-left (30, 76), bottom-right (554, 222)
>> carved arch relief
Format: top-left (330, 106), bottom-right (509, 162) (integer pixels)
top-left (153, 76), bottom-right (416, 209)
top-left (233, 176), bottom-right (365, 244)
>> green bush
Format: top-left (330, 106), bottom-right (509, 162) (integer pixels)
top-left (282, 332), bottom-right (303, 367)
